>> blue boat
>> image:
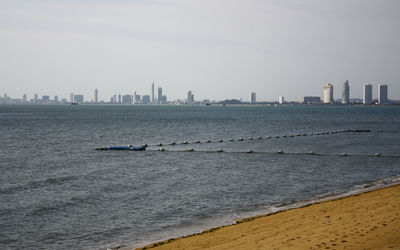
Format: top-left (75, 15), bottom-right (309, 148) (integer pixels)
top-left (96, 145), bottom-right (146, 151)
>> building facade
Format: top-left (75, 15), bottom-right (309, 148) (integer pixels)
top-left (363, 84), bottom-right (373, 104)
top-left (378, 84), bottom-right (388, 104)
top-left (323, 84), bottom-right (334, 104)
top-left (342, 80), bottom-right (350, 104)
top-left (250, 92), bottom-right (256, 104)
top-left (158, 87), bottom-right (162, 104)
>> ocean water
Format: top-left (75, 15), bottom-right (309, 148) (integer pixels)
top-left (0, 105), bottom-right (399, 249)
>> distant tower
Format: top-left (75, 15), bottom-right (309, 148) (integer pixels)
top-left (250, 92), bottom-right (256, 104)
top-left (378, 84), bottom-right (388, 104)
top-left (278, 96), bottom-right (284, 104)
top-left (94, 89), bottom-right (98, 103)
top-left (34, 94), bottom-right (38, 103)
top-left (70, 93), bottom-right (74, 103)
top-left (187, 90), bottom-right (194, 104)
top-left (118, 94), bottom-right (121, 104)
top-left (342, 80), bottom-right (350, 104)
top-left (54, 95), bottom-right (58, 103)
top-left (363, 84), bottom-right (373, 104)
top-left (158, 87), bottom-right (162, 104)
top-left (23, 94), bottom-right (27, 102)
top-left (323, 84), bottom-right (334, 104)
top-left (151, 83), bottom-right (155, 104)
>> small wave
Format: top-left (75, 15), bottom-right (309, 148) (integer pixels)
top-left (0, 175), bottom-right (80, 195)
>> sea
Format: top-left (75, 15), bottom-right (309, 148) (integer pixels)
top-left (0, 104), bottom-right (399, 249)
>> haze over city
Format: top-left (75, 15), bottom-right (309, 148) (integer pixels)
top-left (1, 0), bottom-right (399, 101)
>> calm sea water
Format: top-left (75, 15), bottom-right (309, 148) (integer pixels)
top-left (0, 105), bottom-right (399, 249)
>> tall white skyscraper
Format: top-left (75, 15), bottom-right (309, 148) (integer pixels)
top-left (323, 84), bottom-right (334, 104)
top-left (70, 93), bottom-right (74, 103)
top-left (94, 89), bottom-right (98, 103)
top-left (250, 92), bottom-right (256, 104)
top-left (378, 84), bottom-right (388, 104)
top-left (158, 87), bottom-right (162, 104)
top-left (342, 80), bottom-right (350, 104)
top-left (151, 83), bottom-right (154, 104)
top-left (363, 84), bottom-right (373, 104)
top-left (278, 96), bottom-right (284, 104)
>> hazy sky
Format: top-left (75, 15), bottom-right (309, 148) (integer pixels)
top-left (1, 0), bottom-right (399, 102)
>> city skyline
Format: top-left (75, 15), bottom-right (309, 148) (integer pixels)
top-left (1, 1), bottom-right (400, 101)
top-left (1, 81), bottom-right (396, 104)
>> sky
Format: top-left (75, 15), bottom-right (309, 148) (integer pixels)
top-left (0, 0), bottom-right (399, 102)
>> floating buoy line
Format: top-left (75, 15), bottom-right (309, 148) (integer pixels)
top-left (95, 129), bottom-right (399, 157)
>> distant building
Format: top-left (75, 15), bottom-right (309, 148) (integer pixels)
top-left (42, 95), bottom-right (49, 104)
top-left (94, 89), bottom-right (98, 103)
top-left (142, 95), bottom-right (150, 104)
top-left (34, 94), bottom-right (38, 103)
top-left (74, 94), bottom-right (84, 103)
top-left (161, 95), bottom-right (167, 103)
top-left (158, 87), bottom-right (162, 104)
top-left (302, 96), bottom-right (321, 104)
top-left (122, 95), bottom-right (133, 104)
top-left (151, 83), bottom-right (155, 104)
top-left (323, 84), bottom-right (334, 104)
top-left (54, 95), bottom-right (58, 103)
top-left (187, 90), bottom-right (194, 104)
top-left (363, 84), bottom-right (373, 104)
top-left (134, 91), bottom-right (141, 104)
top-left (378, 84), bottom-right (388, 104)
top-left (250, 92), bottom-right (256, 104)
top-left (118, 94), bottom-right (121, 104)
top-left (70, 93), bottom-right (74, 103)
top-left (23, 94), bottom-right (27, 102)
top-left (342, 80), bottom-right (350, 104)
top-left (278, 96), bottom-right (284, 104)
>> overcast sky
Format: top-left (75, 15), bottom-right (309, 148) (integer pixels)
top-left (0, 0), bottom-right (399, 102)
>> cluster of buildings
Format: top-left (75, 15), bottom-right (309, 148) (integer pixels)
top-left (316, 81), bottom-right (389, 105)
top-left (0, 81), bottom-right (394, 105)
top-left (299, 81), bottom-right (390, 105)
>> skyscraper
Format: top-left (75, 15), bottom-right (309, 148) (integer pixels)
top-left (94, 89), bottom-right (98, 103)
top-left (363, 84), bottom-right (373, 104)
top-left (151, 83), bottom-right (155, 104)
top-left (342, 80), bottom-right (350, 104)
top-left (70, 93), bottom-right (74, 103)
top-left (378, 84), bottom-right (388, 104)
top-left (187, 90), bottom-right (194, 104)
top-left (323, 84), bottom-right (334, 104)
top-left (158, 87), bottom-right (162, 104)
top-left (250, 92), bottom-right (256, 104)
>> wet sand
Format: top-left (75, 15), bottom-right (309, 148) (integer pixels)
top-left (137, 184), bottom-right (400, 249)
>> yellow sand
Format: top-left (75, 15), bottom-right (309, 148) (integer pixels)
top-left (137, 184), bottom-right (400, 250)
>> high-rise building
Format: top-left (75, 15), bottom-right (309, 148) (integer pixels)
top-left (250, 92), bottom-right (256, 104)
top-left (363, 84), bottom-right (373, 104)
top-left (42, 95), bottom-right (50, 103)
top-left (34, 94), bottom-right (38, 103)
top-left (187, 90), bottom-right (194, 104)
top-left (278, 96), bottom-right (284, 104)
top-left (142, 95), bottom-right (150, 104)
top-left (70, 93), bottom-right (74, 103)
top-left (54, 95), bottom-right (58, 103)
top-left (302, 96), bottom-right (321, 104)
top-left (23, 94), bottom-right (27, 102)
top-left (378, 84), bottom-right (388, 104)
top-left (94, 89), bottom-right (98, 103)
top-left (74, 94), bottom-right (84, 103)
top-left (122, 95), bottom-right (133, 104)
top-left (158, 87), bottom-right (162, 104)
top-left (151, 83), bottom-right (155, 104)
top-left (323, 84), bottom-right (334, 104)
top-left (342, 80), bottom-right (350, 104)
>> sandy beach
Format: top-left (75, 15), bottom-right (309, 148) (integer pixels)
top-left (137, 184), bottom-right (400, 249)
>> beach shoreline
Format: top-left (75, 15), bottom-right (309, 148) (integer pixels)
top-left (135, 180), bottom-right (400, 250)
